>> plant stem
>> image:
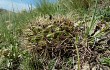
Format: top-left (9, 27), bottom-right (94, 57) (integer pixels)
top-left (75, 35), bottom-right (80, 70)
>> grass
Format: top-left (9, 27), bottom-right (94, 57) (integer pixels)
top-left (0, 0), bottom-right (110, 69)
top-left (101, 57), bottom-right (110, 66)
top-left (86, 0), bottom-right (98, 36)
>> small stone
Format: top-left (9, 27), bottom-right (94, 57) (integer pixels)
top-left (82, 62), bottom-right (90, 70)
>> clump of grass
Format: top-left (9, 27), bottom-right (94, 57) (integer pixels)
top-left (0, 0), bottom-right (110, 69)
top-left (21, 14), bottom-right (110, 69)
top-left (0, 44), bottom-right (22, 69)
